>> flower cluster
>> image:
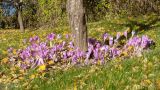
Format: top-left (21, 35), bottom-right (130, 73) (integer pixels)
top-left (8, 31), bottom-right (154, 70)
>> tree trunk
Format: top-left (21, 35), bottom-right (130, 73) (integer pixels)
top-left (67, 0), bottom-right (88, 52)
top-left (18, 0), bottom-right (24, 32)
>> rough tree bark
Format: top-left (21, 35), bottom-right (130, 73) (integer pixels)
top-left (17, 0), bottom-right (24, 32)
top-left (67, 0), bottom-right (88, 52)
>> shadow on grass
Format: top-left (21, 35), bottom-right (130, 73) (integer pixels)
top-left (114, 16), bottom-right (160, 33)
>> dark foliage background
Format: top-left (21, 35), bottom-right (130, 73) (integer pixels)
top-left (0, 0), bottom-right (160, 29)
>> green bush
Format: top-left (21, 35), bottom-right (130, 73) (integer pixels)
top-left (1, 0), bottom-right (160, 29)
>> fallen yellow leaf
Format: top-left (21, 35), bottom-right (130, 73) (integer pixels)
top-left (1, 58), bottom-right (8, 64)
top-left (38, 65), bottom-right (46, 71)
top-left (30, 74), bottom-right (36, 79)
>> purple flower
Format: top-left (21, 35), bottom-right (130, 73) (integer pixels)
top-left (20, 63), bottom-right (28, 69)
top-left (101, 45), bottom-right (109, 53)
top-left (40, 42), bottom-right (47, 48)
top-left (96, 43), bottom-right (101, 48)
top-left (131, 31), bottom-right (135, 37)
top-left (30, 43), bottom-right (39, 51)
top-left (103, 33), bottom-right (109, 41)
top-left (29, 36), bottom-right (40, 43)
top-left (47, 33), bottom-right (56, 41)
top-left (110, 48), bottom-right (121, 58)
top-left (109, 36), bottom-right (114, 46)
top-left (127, 36), bottom-right (141, 47)
top-left (7, 47), bottom-right (13, 53)
top-left (10, 32), bottom-right (154, 70)
top-left (67, 51), bottom-right (74, 57)
top-left (20, 48), bottom-right (31, 60)
top-left (116, 32), bottom-right (121, 40)
top-left (76, 48), bottom-right (85, 58)
top-left (141, 35), bottom-right (152, 49)
top-left (99, 52), bottom-right (104, 64)
top-left (51, 46), bottom-right (58, 53)
top-left (37, 58), bottom-right (44, 65)
top-left (57, 44), bottom-right (63, 51)
top-left (72, 55), bottom-right (78, 64)
top-left (63, 51), bottom-right (68, 59)
top-left (65, 34), bottom-right (69, 39)
top-left (62, 41), bottom-right (66, 47)
top-left (93, 49), bottom-right (99, 60)
top-left (57, 34), bottom-right (61, 39)
top-left (88, 38), bottom-right (97, 46)
top-left (68, 41), bottom-right (74, 48)
top-left (42, 49), bottom-right (49, 58)
top-left (86, 47), bottom-right (93, 59)
top-left (23, 39), bottom-right (27, 44)
top-left (124, 30), bottom-right (128, 38)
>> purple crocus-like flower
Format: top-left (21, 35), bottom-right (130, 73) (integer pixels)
top-left (109, 36), bottom-right (114, 46)
top-left (103, 33), bottom-right (109, 41)
top-left (51, 46), bottom-right (58, 53)
top-left (101, 45), bottom-right (109, 53)
top-left (57, 34), bottom-right (61, 39)
top-left (20, 63), bottom-right (28, 69)
top-left (40, 42), bottom-right (47, 49)
top-left (30, 43), bottom-right (40, 51)
top-left (86, 47), bottom-right (93, 59)
top-left (29, 57), bottom-right (35, 64)
top-left (141, 35), bottom-right (152, 49)
top-left (42, 49), bottom-right (49, 58)
top-left (76, 48), bottom-right (85, 58)
top-left (29, 36), bottom-right (40, 43)
top-left (57, 44), bottom-right (63, 51)
top-left (72, 55), bottom-right (78, 64)
top-left (71, 34), bottom-right (76, 38)
top-left (75, 48), bottom-right (81, 58)
top-left (67, 51), bottom-right (74, 57)
top-left (30, 50), bottom-right (36, 57)
top-left (96, 43), bottom-right (101, 48)
top-left (110, 48), bottom-right (121, 58)
top-left (116, 32), bottom-right (121, 40)
top-left (127, 36), bottom-right (141, 47)
top-left (93, 49), bottom-right (99, 60)
top-left (68, 41), bottom-right (74, 48)
top-left (7, 47), bottom-right (13, 53)
top-left (37, 57), bottom-right (44, 65)
top-left (131, 31), bottom-right (135, 37)
top-left (125, 35), bottom-right (153, 54)
top-left (76, 51), bottom-right (81, 58)
top-left (47, 33), bottom-right (56, 41)
top-left (23, 39), bottom-right (27, 44)
top-left (9, 32), bottom-right (154, 70)
top-left (65, 34), bottom-right (69, 39)
top-left (34, 36), bottom-right (39, 41)
top-left (135, 37), bottom-right (142, 46)
top-left (124, 30), bottom-right (128, 38)
top-left (99, 52), bottom-right (104, 64)
top-left (88, 38), bottom-right (97, 46)
top-left (20, 48), bottom-right (31, 60)
top-left (62, 41), bottom-right (66, 47)
top-left (62, 51), bottom-right (68, 59)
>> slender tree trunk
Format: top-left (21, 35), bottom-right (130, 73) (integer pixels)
top-left (67, 0), bottom-right (88, 52)
top-left (18, 9), bottom-right (24, 32)
top-left (18, 0), bottom-right (24, 32)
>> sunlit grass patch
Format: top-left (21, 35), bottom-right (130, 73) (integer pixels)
top-left (0, 16), bottom-right (160, 89)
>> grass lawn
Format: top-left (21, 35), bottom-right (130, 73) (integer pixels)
top-left (0, 15), bottom-right (160, 90)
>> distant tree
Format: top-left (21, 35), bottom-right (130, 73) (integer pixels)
top-left (67, 0), bottom-right (88, 52)
top-left (16, 0), bottom-right (24, 32)
top-left (0, 0), bottom-right (24, 31)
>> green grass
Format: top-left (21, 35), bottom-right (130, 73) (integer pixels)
top-left (0, 15), bottom-right (160, 90)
